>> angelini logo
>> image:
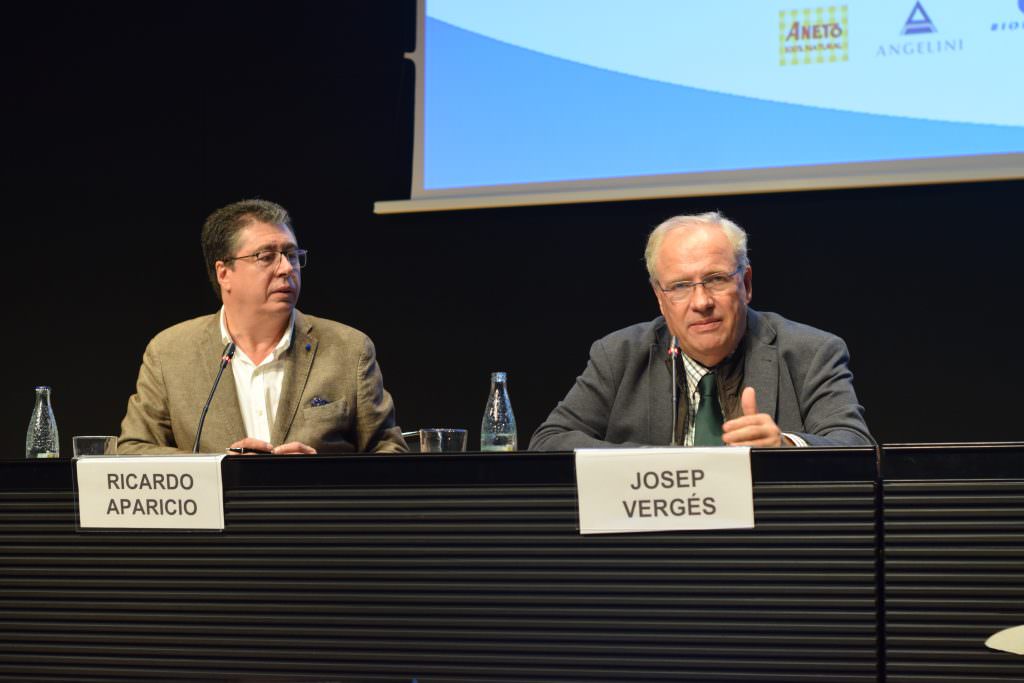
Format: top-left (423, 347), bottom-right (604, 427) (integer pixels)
top-left (901, 2), bottom-right (937, 34)
top-left (878, 3), bottom-right (963, 57)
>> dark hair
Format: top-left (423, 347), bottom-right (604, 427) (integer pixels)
top-left (201, 199), bottom-right (292, 299)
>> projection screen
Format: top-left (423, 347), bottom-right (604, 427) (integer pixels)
top-left (374, 0), bottom-right (1024, 214)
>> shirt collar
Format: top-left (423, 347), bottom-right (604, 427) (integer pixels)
top-left (680, 352), bottom-right (713, 396)
top-left (218, 307), bottom-right (295, 358)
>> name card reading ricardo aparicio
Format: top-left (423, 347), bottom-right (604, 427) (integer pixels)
top-left (574, 447), bottom-right (754, 535)
top-left (75, 454), bottom-right (227, 530)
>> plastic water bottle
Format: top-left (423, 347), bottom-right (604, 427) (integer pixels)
top-left (481, 372), bottom-right (517, 452)
top-left (26, 386), bottom-right (60, 459)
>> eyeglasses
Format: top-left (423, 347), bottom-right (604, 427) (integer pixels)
top-left (223, 248), bottom-right (308, 270)
top-left (656, 265), bottom-right (743, 303)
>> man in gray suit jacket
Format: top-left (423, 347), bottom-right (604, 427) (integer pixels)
top-left (119, 199), bottom-right (406, 455)
top-left (530, 212), bottom-right (871, 451)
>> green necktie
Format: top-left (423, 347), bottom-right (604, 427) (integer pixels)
top-left (692, 372), bottom-right (724, 446)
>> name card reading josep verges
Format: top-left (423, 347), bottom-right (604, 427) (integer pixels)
top-left (75, 454), bottom-right (227, 530)
top-left (574, 447), bottom-right (754, 535)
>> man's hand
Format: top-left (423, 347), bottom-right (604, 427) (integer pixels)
top-left (272, 441), bottom-right (317, 455)
top-left (721, 387), bottom-right (787, 447)
top-left (228, 437), bottom-right (317, 455)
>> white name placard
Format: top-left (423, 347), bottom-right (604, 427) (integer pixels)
top-left (575, 447), bottom-right (754, 535)
top-left (75, 454), bottom-right (227, 530)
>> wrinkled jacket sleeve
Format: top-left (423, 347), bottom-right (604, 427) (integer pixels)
top-left (118, 339), bottom-right (190, 455)
top-left (354, 336), bottom-right (407, 453)
top-left (785, 334), bottom-right (873, 447)
top-left (529, 338), bottom-right (650, 451)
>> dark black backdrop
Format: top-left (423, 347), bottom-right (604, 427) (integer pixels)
top-left (5, 2), bottom-right (1022, 459)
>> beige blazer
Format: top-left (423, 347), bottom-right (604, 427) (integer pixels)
top-left (118, 311), bottom-right (406, 454)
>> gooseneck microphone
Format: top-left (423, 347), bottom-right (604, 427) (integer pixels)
top-left (193, 342), bottom-right (237, 453)
top-left (668, 336), bottom-right (679, 446)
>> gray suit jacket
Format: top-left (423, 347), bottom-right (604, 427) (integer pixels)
top-left (529, 310), bottom-right (872, 450)
top-left (118, 311), bottom-right (406, 454)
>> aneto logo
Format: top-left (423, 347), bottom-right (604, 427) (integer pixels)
top-left (778, 5), bottom-right (849, 67)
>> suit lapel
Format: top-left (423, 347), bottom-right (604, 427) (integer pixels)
top-left (271, 311), bottom-right (317, 445)
top-left (742, 310), bottom-right (779, 420)
top-left (648, 322), bottom-right (675, 446)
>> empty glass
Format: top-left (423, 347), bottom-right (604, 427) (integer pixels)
top-left (418, 428), bottom-right (467, 453)
top-left (73, 435), bottom-right (118, 457)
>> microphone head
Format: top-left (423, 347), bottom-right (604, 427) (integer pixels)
top-left (667, 336), bottom-right (679, 357)
top-left (222, 342), bottom-right (237, 362)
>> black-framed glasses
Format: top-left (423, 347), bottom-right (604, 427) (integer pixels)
top-left (656, 265), bottom-right (743, 303)
top-left (223, 248), bottom-right (308, 270)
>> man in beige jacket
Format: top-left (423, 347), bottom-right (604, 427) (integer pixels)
top-left (118, 199), bottom-right (406, 455)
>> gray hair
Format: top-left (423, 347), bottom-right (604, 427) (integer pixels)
top-left (644, 211), bottom-right (749, 282)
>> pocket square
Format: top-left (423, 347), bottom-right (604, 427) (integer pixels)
top-left (310, 396), bottom-right (330, 407)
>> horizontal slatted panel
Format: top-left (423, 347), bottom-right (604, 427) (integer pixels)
top-left (0, 455), bottom-right (878, 681)
top-left (885, 479), bottom-right (1024, 682)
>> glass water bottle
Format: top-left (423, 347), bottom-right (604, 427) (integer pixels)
top-left (481, 372), bottom-right (517, 452)
top-left (26, 386), bottom-right (60, 459)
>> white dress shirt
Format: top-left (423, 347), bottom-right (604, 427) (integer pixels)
top-left (219, 308), bottom-right (295, 444)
